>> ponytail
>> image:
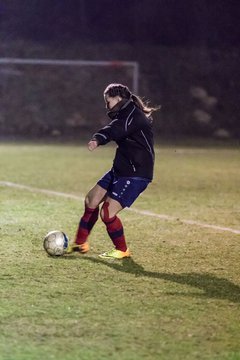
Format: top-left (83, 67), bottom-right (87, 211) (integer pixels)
top-left (104, 83), bottom-right (160, 117)
top-left (131, 94), bottom-right (160, 117)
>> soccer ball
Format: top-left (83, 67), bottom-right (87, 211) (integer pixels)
top-left (43, 230), bottom-right (69, 256)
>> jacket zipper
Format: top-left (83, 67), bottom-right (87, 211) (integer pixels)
top-left (130, 160), bottom-right (136, 172)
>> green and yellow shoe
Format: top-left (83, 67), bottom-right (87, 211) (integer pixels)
top-left (99, 248), bottom-right (131, 259)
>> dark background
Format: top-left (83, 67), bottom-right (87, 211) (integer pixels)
top-left (0, 0), bottom-right (240, 140)
top-left (1, 0), bottom-right (240, 46)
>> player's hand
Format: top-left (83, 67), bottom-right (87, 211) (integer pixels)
top-left (88, 140), bottom-right (98, 151)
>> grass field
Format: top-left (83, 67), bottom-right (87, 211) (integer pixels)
top-left (0, 141), bottom-right (239, 360)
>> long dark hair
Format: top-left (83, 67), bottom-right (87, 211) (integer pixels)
top-left (104, 83), bottom-right (159, 116)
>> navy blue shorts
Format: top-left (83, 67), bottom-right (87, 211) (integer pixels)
top-left (97, 169), bottom-right (151, 208)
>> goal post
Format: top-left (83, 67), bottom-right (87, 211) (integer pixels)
top-left (0, 57), bottom-right (140, 136)
top-left (0, 58), bottom-right (139, 93)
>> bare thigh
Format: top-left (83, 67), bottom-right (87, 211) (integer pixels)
top-left (85, 184), bottom-right (107, 208)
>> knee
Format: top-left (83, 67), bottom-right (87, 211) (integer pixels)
top-left (85, 193), bottom-right (99, 209)
top-left (100, 202), bottom-right (114, 223)
top-left (84, 194), bottom-right (91, 208)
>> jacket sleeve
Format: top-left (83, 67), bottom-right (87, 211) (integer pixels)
top-left (92, 110), bottom-right (144, 145)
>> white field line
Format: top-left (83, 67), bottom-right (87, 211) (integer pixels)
top-left (1, 181), bottom-right (240, 235)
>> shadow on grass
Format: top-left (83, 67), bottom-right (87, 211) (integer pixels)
top-left (76, 256), bottom-right (240, 303)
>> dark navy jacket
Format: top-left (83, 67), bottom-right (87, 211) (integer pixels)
top-left (92, 100), bottom-right (154, 180)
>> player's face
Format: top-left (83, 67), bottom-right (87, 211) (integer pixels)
top-left (104, 95), bottom-right (122, 110)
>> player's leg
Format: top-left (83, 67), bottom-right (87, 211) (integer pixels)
top-left (70, 184), bottom-right (107, 253)
top-left (98, 177), bottom-right (151, 259)
top-left (99, 197), bottom-right (130, 259)
top-left (68, 169), bottom-right (114, 254)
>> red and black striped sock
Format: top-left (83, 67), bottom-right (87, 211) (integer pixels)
top-left (75, 206), bottom-right (99, 245)
top-left (105, 215), bottom-right (127, 252)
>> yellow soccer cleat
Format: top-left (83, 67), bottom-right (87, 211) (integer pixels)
top-left (99, 248), bottom-right (131, 259)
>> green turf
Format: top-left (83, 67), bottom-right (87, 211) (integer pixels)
top-left (0, 142), bottom-right (239, 360)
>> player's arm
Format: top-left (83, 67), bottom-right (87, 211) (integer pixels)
top-left (91, 114), bottom-right (140, 146)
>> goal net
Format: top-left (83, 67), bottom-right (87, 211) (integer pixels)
top-left (0, 58), bottom-right (139, 137)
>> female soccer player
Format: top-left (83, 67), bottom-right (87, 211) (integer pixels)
top-left (69, 83), bottom-right (158, 259)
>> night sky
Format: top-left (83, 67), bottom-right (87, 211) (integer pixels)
top-left (1, 0), bottom-right (240, 46)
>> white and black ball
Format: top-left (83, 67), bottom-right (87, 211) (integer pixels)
top-left (43, 230), bottom-right (69, 256)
